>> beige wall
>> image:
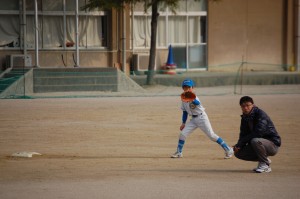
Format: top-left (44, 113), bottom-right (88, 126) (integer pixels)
top-left (208, 0), bottom-right (293, 71)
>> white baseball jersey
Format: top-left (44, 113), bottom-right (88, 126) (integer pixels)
top-left (181, 96), bottom-right (205, 116)
top-left (180, 95), bottom-right (219, 142)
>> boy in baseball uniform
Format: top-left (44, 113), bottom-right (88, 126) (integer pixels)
top-left (171, 79), bottom-right (233, 159)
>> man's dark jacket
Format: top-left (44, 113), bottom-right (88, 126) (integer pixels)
top-left (236, 106), bottom-right (281, 148)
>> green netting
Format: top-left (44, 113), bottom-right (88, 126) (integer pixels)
top-left (0, 62), bottom-right (299, 99)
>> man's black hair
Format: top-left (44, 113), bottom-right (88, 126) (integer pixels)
top-left (239, 96), bottom-right (254, 105)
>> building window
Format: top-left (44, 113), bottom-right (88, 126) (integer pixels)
top-left (0, 0), bottom-right (108, 49)
top-left (131, 0), bottom-right (207, 70)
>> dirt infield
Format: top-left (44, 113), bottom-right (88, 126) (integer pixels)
top-left (0, 85), bottom-right (299, 199)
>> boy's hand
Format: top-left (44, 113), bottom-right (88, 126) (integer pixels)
top-left (180, 123), bottom-right (185, 130)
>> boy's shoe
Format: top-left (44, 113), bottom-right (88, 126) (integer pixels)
top-left (171, 151), bottom-right (183, 158)
top-left (224, 147), bottom-right (234, 159)
top-left (254, 162), bottom-right (272, 173)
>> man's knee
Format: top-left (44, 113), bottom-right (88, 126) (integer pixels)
top-left (250, 138), bottom-right (261, 146)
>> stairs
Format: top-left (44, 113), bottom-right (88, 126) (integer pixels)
top-left (0, 69), bottom-right (30, 93)
top-left (33, 68), bottom-right (119, 93)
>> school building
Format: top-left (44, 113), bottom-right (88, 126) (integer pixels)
top-left (0, 0), bottom-right (299, 73)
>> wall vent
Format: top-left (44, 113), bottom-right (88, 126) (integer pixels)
top-left (132, 54), bottom-right (156, 71)
top-left (6, 54), bottom-right (32, 68)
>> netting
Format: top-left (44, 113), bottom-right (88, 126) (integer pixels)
top-left (0, 62), bottom-right (299, 99)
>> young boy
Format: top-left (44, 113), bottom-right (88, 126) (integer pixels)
top-left (171, 79), bottom-right (233, 159)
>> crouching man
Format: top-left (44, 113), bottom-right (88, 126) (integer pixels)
top-left (233, 96), bottom-right (281, 173)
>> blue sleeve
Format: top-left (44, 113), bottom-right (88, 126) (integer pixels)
top-left (192, 99), bottom-right (200, 105)
top-left (182, 111), bottom-right (188, 124)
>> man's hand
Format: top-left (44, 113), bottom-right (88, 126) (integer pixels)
top-left (233, 146), bottom-right (240, 153)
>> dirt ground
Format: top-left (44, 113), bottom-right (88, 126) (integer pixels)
top-left (0, 85), bottom-right (300, 199)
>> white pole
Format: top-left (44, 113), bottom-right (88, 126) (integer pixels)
top-left (23, 0), bottom-right (27, 62)
top-left (122, 4), bottom-right (126, 73)
top-left (75, 0), bottom-right (80, 67)
top-left (297, 0), bottom-right (300, 71)
top-left (34, 0), bottom-right (39, 67)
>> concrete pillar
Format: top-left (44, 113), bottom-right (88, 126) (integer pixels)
top-left (296, 0), bottom-right (300, 70)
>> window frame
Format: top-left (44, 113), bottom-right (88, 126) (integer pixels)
top-left (130, 0), bottom-right (208, 70)
top-left (0, 0), bottom-right (108, 50)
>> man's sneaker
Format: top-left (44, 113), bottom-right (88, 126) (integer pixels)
top-left (253, 162), bottom-right (263, 172)
top-left (171, 151), bottom-right (183, 158)
top-left (224, 147), bottom-right (234, 159)
top-left (254, 162), bottom-right (272, 173)
top-left (253, 158), bottom-right (272, 171)
top-left (267, 158), bottom-right (272, 165)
